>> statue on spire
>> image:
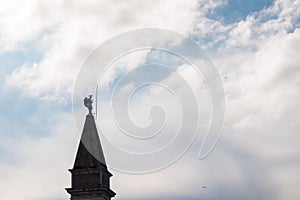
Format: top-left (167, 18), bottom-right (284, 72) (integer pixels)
top-left (84, 95), bottom-right (93, 114)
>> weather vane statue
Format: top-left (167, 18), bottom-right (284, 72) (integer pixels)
top-left (84, 95), bottom-right (93, 115)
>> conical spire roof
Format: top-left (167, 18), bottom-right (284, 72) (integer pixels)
top-left (73, 113), bottom-right (106, 168)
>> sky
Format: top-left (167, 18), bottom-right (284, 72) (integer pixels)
top-left (0, 0), bottom-right (300, 199)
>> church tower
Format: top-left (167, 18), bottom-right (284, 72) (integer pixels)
top-left (66, 96), bottom-right (116, 200)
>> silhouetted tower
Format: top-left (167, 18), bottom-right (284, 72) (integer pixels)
top-left (66, 95), bottom-right (115, 200)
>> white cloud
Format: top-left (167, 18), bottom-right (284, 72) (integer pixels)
top-left (3, 0), bottom-right (200, 102)
top-left (211, 14), bottom-right (300, 200)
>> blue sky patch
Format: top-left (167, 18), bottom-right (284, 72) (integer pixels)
top-left (0, 37), bottom-right (45, 84)
top-left (208, 0), bottom-right (275, 24)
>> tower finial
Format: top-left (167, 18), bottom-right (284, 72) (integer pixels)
top-left (67, 96), bottom-right (115, 199)
top-left (84, 95), bottom-right (93, 115)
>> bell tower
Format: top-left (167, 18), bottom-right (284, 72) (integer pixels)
top-left (66, 95), bottom-right (116, 200)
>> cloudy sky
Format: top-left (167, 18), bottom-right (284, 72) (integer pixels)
top-left (1, 0), bottom-right (300, 199)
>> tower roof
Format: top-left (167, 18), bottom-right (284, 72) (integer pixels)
top-left (73, 113), bottom-right (106, 168)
